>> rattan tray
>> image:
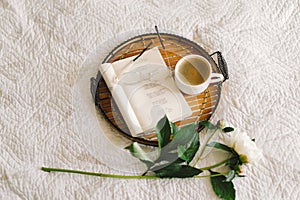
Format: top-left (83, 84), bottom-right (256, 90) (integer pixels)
top-left (91, 33), bottom-right (228, 146)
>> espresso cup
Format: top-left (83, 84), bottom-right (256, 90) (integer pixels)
top-left (174, 54), bottom-right (224, 95)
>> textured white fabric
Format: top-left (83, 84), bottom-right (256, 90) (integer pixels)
top-left (1, 0), bottom-right (300, 199)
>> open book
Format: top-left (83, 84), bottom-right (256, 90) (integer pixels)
top-left (99, 47), bottom-right (192, 137)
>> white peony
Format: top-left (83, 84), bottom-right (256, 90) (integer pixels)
top-left (223, 129), bottom-right (263, 164)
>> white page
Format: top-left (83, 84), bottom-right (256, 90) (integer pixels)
top-left (99, 48), bottom-right (192, 136)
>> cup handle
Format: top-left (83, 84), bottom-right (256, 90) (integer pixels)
top-left (209, 73), bottom-right (224, 83)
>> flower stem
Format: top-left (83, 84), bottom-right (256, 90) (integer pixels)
top-left (41, 167), bottom-right (226, 179)
top-left (199, 159), bottom-right (229, 171)
top-left (193, 128), bottom-right (219, 167)
top-left (194, 173), bottom-right (226, 178)
top-left (41, 167), bottom-right (159, 179)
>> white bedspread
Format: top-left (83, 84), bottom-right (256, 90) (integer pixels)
top-left (1, 0), bottom-right (299, 199)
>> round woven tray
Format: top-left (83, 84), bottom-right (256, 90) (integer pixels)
top-left (94, 33), bottom-right (226, 146)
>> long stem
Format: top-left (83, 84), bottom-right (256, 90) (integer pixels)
top-left (199, 159), bottom-right (229, 171)
top-left (41, 167), bottom-right (225, 179)
top-left (192, 128), bottom-right (218, 167)
top-left (194, 173), bottom-right (226, 178)
top-left (41, 167), bottom-right (158, 179)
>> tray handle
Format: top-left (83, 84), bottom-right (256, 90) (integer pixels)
top-left (210, 51), bottom-right (229, 82)
top-left (90, 71), bottom-right (102, 102)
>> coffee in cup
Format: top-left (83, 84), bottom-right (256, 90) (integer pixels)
top-left (174, 55), bottom-right (224, 95)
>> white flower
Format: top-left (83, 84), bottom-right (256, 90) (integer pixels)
top-left (223, 129), bottom-right (263, 164)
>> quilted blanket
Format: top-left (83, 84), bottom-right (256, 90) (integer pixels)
top-left (1, 0), bottom-right (299, 199)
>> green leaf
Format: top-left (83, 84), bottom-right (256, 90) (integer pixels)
top-left (177, 145), bottom-right (186, 158)
top-left (154, 161), bottom-right (202, 178)
top-left (151, 152), bottom-right (179, 167)
top-left (207, 142), bottom-right (233, 153)
top-left (210, 171), bottom-right (236, 200)
top-left (125, 143), bottom-right (153, 168)
top-left (177, 133), bottom-right (200, 164)
top-left (199, 120), bottom-right (216, 129)
top-left (155, 115), bottom-right (172, 148)
top-left (160, 123), bottom-right (197, 156)
top-left (152, 123), bottom-right (198, 168)
top-left (172, 123), bottom-right (197, 146)
top-left (150, 157), bottom-right (184, 172)
top-left (223, 127), bottom-right (234, 133)
top-left (170, 122), bottom-right (180, 137)
top-left (152, 121), bottom-right (200, 176)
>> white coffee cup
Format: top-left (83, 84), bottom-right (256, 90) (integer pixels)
top-left (174, 54), bottom-right (224, 95)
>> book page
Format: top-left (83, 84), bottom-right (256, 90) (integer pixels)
top-left (100, 48), bottom-right (192, 137)
top-left (120, 64), bottom-right (192, 133)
